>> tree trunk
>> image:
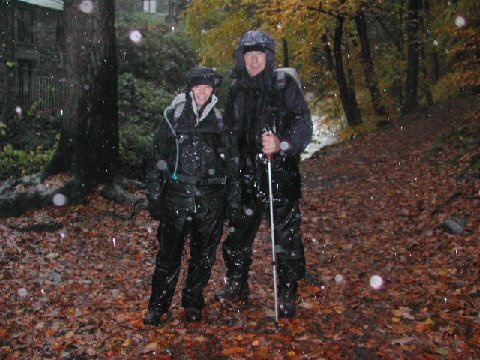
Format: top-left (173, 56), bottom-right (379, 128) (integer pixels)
top-left (423, 0), bottom-right (439, 84)
top-left (282, 38), bottom-right (289, 68)
top-left (419, 0), bottom-right (433, 106)
top-left (403, 0), bottom-right (422, 115)
top-left (321, 33), bottom-right (335, 72)
top-left (333, 16), bottom-right (362, 126)
top-left (1, 0), bottom-right (15, 117)
top-left (355, 10), bottom-right (388, 117)
top-left (45, 0), bottom-right (119, 203)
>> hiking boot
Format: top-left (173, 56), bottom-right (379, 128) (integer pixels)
top-left (143, 309), bottom-right (165, 326)
top-left (278, 283), bottom-right (297, 318)
top-left (185, 307), bottom-right (202, 323)
top-left (214, 278), bottom-right (249, 302)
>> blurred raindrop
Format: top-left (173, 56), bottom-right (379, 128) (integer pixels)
top-left (78, 0), bottom-right (93, 14)
top-left (17, 288), bottom-right (28, 298)
top-left (52, 193), bottom-right (67, 207)
top-left (280, 141), bottom-right (290, 151)
top-left (129, 30), bottom-right (143, 43)
top-left (370, 275), bottom-right (383, 289)
top-left (245, 208), bottom-right (254, 216)
top-left (455, 15), bottom-right (466, 27)
top-left (157, 160), bottom-right (167, 170)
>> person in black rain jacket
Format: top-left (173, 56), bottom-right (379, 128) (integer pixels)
top-left (144, 66), bottom-right (240, 325)
top-left (215, 30), bottom-right (312, 318)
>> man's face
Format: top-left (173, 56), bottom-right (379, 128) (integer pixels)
top-left (192, 84), bottom-right (214, 108)
top-left (244, 51), bottom-right (266, 77)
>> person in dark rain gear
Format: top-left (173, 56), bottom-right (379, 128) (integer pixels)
top-left (215, 30), bottom-right (312, 318)
top-left (144, 66), bottom-right (240, 325)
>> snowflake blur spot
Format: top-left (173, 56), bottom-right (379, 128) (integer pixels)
top-left (84, 84), bottom-right (90, 91)
top-left (129, 30), bottom-right (143, 44)
top-left (17, 288), bottom-right (28, 298)
top-left (455, 15), bottom-right (466, 28)
top-left (52, 193), bottom-right (67, 207)
top-left (157, 160), bottom-right (167, 170)
top-left (15, 106), bottom-right (22, 116)
top-left (245, 208), bottom-right (254, 216)
top-left (78, 0), bottom-right (93, 14)
top-left (370, 275), bottom-right (383, 289)
top-left (334, 274), bottom-right (344, 283)
top-left (186, 216), bottom-right (192, 221)
top-left (229, 226), bottom-right (236, 233)
top-left (280, 141), bottom-right (290, 151)
top-left (147, 227), bottom-right (153, 233)
top-left (208, 168), bottom-right (215, 176)
top-left (60, 232), bottom-right (65, 239)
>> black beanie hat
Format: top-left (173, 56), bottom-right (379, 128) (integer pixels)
top-left (186, 66), bottom-right (222, 89)
top-left (243, 44), bottom-right (266, 54)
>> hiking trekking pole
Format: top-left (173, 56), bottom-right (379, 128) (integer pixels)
top-left (266, 152), bottom-right (279, 324)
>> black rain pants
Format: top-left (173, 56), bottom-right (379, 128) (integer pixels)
top-left (222, 199), bottom-right (305, 289)
top-left (147, 203), bottom-right (224, 312)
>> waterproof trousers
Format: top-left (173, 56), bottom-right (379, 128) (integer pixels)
top-left (147, 205), bottom-right (224, 312)
top-left (222, 199), bottom-right (305, 289)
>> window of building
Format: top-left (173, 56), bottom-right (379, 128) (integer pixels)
top-left (17, 60), bottom-right (33, 106)
top-left (144, 0), bottom-right (171, 15)
top-left (143, 0), bottom-right (157, 14)
top-left (17, 7), bottom-right (34, 44)
top-left (156, 0), bottom-right (170, 15)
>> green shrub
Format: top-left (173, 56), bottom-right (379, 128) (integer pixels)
top-left (119, 123), bottom-right (153, 180)
top-left (0, 144), bottom-right (54, 180)
top-left (118, 73), bottom-right (172, 128)
top-left (116, 13), bottom-right (198, 91)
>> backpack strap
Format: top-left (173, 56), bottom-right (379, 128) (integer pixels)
top-left (275, 68), bottom-right (287, 90)
top-left (274, 67), bottom-right (303, 93)
top-left (214, 107), bottom-right (224, 131)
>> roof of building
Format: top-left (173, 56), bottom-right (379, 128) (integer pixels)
top-left (19, 0), bottom-right (64, 11)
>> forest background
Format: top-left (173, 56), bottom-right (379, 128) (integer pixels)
top-left (0, 0), bottom-right (478, 192)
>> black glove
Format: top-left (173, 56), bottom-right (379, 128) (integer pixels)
top-left (147, 199), bottom-right (163, 220)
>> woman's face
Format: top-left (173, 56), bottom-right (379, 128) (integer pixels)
top-left (192, 84), bottom-right (214, 108)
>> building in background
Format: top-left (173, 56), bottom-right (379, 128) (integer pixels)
top-left (142, 0), bottom-right (189, 23)
top-left (0, 0), bottom-right (65, 115)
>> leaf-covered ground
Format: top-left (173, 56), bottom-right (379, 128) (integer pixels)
top-left (1, 95), bottom-right (479, 359)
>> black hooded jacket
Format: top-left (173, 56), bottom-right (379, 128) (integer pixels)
top-left (147, 92), bottom-right (240, 215)
top-left (226, 71), bottom-right (312, 204)
top-left (226, 31), bottom-right (312, 204)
